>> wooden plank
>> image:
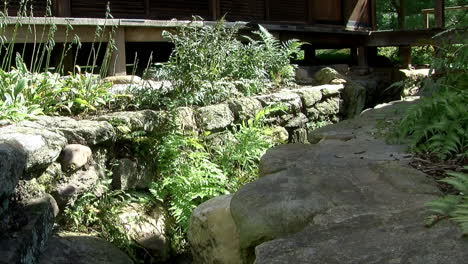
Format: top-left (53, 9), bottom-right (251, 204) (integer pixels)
top-left (434, 0), bottom-right (445, 28)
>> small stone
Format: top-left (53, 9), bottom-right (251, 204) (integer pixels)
top-left (60, 144), bottom-right (92, 172)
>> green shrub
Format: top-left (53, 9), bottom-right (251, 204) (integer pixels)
top-left (150, 133), bottom-right (229, 232)
top-left (0, 56), bottom-right (113, 121)
top-left (393, 31), bottom-right (467, 161)
top-left (427, 168), bottom-right (468, 235)
top-left (63, 180), bottom-right (138, 259)
top-left (153, 18), bottom-right (302, 106)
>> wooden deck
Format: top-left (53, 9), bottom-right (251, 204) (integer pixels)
top-left (1, 17), bottom-right (450, 75)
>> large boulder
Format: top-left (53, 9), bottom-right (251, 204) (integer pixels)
top-left (0, 126), bottom-right (67, 178)
top-left (95, 110), bottom-right (163, 135)
top-left (188, 195), bottom-right (242, 264)
top-left (27, 116), bottom-right (115, 146)
top-left (227, 97), bottom-right (263, 121)
top-left (0, 195), bottom-right (57, 264)
top-left (112, 158), bottom-right (155, 190)
top-left (314, 67), bottom-right (366, 118)
top-left (255, 90), bottom-right (303, 114)
top-left (196, 104), bottom-right (235, 131)
top-left (0, 142), bottom-right (26, 214)
top-left (223, 99), bottom-right (468, 263)
top-left (291, 86), bottom-right (323, 108)
top-left (118, 203), bottom-right (169, 261)
top-left (38, 232), bottom-right (133, 264)
top-left (52, 165), bottom-right (102, 207)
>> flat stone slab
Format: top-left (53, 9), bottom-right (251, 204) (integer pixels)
top-left (37, 232), bottom-right (133, 264)
top-left (228, 98), bottom-right (468, 263)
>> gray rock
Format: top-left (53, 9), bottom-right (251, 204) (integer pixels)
top-left (112, 158), bottom-right (155, 190)
top-left (118, 203), bottom-right (169, 261)
top-left (0, 195), bottom-right (56, 264)
top-left (0, 126), bottom-right (67, 178)
top-left (176, 107), bottom-right (198, 131)
top-left (38, 232), bottom-right (133, 264)
top-left (314, 67), bottom-right (366, 118)
top-left (227, 97), bottom-right (263, 121)
top-left (226, 99), bottom-right (464, 263)
top-left (306, 98), bottom-right (342, 121)
top-left (53, 165), bottom-right (102, 207)
top-left (255, 91), bottom-right (303, 114)
top-left (255, 211), bottom-right (468, 264)
top-left (320, 84), bottom-right (345, 97)
top-left (283, 113), bottom-right (309, 128)
top-left (314, 67), bottom-right (346, 85)
top-left (29, 116), bottom-right (115, 146)
top-left (0, 142), bottom-right (26, 213)
top-left (295, 66), bottom-right (315, 84)
top-left (60, 144), bottom-right (92, 172)
top-left (196, 104), bottom-right (234, 131)
top-left (291, 86), bottom-right (323, 108)
top-left (188, 195), bottom-right (242, 264)
top-left (291, 128), bottom-right (308, 144)
top-left (270, 127), bottom-right (289, 144)
top-left (95, 109), bottom-right (163, 135)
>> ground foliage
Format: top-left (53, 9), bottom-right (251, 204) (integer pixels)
top-left (391, 28), bottom-right (467, 235)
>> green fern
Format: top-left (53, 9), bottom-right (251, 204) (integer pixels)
top-left (394, 88), bottom-right (468, 160)
top-left (427, 167), bottom-right (468, 235)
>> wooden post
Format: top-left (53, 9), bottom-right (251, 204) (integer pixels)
top-left (371, 0), bottom-right (377, 30)
top-left (357, 46), bottom-right (368, 68)
top-left (108, 27), bottom-right (127, 76)
top-left (303, 45), bottom-right (316, 64)
top-left (434, 0), bottom-right (445, 28)
top-left (53, 0), bottom-right (71, 17)
top-left (210, 0), bottom-right (220, 20)
top-left (399, 45), bottom-right (411, 68)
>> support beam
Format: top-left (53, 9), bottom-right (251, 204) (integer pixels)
top-left (108, 27), bottom-right (127, 76)
top-left (434, 0), bottom-right (445, 28)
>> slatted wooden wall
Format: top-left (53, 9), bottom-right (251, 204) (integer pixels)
top-left (220, 0), bottom-right (265, 21)
top-left (268, 0), bottom-right (308, 23)
top-left (70, 0), bottom-right (146, 18)
top-left (149, 0), bottom-right (210, 20)
top-left (1, 0), bottom-right (50, 16)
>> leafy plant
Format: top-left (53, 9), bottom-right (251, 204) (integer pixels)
top-left (0, 55), bottom-right (114, 121)
top-left (426, 167), bottom-right (468, 235)
top-left (152, 18), bottom-right (302, 106)
top-left (392, 30), bottom-right (467, 161)
top-left (150, 133), bottom-right (229, 232)
top-left (63, 180), bottom-right (138, 259)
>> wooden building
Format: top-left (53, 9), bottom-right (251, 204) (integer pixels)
top-left (4, 0), bottom-right (376, 29)
top-left (1, 0), bottom-right (448, 75)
